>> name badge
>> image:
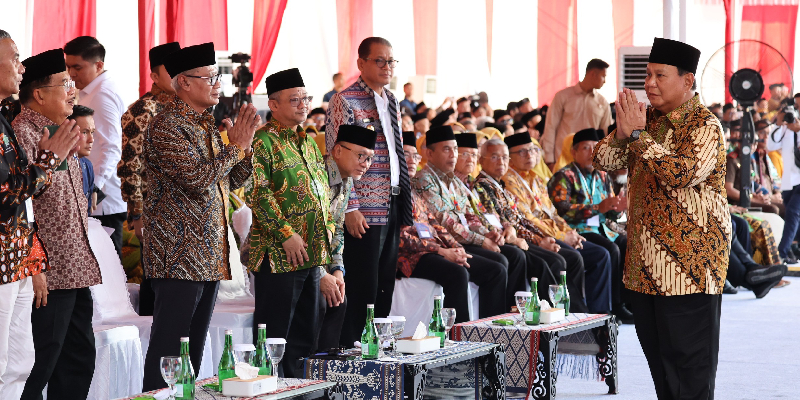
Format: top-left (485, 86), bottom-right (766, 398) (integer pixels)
top-left (457, 213), bottom-right (469, 228)
top-left (587, 215), bottom-right (600, 227)
top-left (414, 222), bottom-right (433, 239)
top-left (484, 214), bottom-right (503, 229)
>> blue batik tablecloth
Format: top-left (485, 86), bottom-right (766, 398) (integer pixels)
top-left (453, 313), bottom-right (607, 395)
top-left (303, 341), bottom-right (496, 400)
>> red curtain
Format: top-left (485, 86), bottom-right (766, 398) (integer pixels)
top-left (138, 0), bottom-right (156, 96)
top-left (537, 0), bottom-right (579, 106)
top-left (32, 0), bottom-right (96, 55)
top-left (724, 0), bottom-right (734, 104)
top-left (250, 0), bottom-right (288, 94)
top-left (412, 0), bottom-right (437, 77)
top-left (611, 0), bottom-right (634, 55)
top-left (739, 5), bottom-right (797, 96)
top-left (160, 0), bottom-right (228, 50)
top-left (486, 0), bottom-right (493, 74)
top-left (337, 0), bottom-right (373, 85)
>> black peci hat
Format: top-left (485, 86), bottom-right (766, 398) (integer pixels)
top-left (430, 108), bottom-right (455, 128)
top-left (455, 133), bottom-right (478, 149)
top-left (411, 113), bottom-right (428, 123)
top-left (504, 132), bottom-right (532, 149)
top-left (265, 68), bottom-right (305, 96)
top-left (163, 42), bottom-right (216, 78)
top-left (572, 128), bottom-right (603, 146)
top-left (149, 42), bottom-right (181, 69)
top-left (648, 37), bottom-right (701, 74)
top-left (21, 49), bottom-right (66, 87)
top-left (336, 124), bottom-right (377, 150)
top-left (426, 125), bottom-right (456, 146)
top-left (403, 131), bottom-right (417, 146)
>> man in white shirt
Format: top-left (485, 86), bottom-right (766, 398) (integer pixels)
top-left (64, 36), bottom-right (127, 258)
top-left (766, 105), bottom-right (800, 262)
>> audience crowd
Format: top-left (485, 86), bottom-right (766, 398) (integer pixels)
top-left (0, 30), bottom-right (795, 397)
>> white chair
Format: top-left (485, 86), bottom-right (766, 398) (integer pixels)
top-left (88, 325), bottom-right (144, 399)
top-left (389, 278), bottom-right (480, 337)
top-left (87, 218), bottom-right (215, 380)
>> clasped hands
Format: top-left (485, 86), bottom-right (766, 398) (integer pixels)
top-left (614, 88), bottom-right (647, 140)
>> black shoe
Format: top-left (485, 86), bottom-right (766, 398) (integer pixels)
top-left (791, 244), bottom-right (800, 259)
top-left (745, 264), bottom-right (787, 286)
top-left (612, 303), bottom-right (634, 324)
top-left (722, 280), bottom-right (738, 294)
top-left (783, 254), bottom-right (799, 264)
top-left (751, 274), bottom-right (784, 299)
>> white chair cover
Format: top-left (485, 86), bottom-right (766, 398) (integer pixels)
top-left (389, 278), bottom-right (480, 337)
top-left (748, 211), bottom-right (784, 246)
top-left (216, 227), bottom-right (254, 305)
top-left (208, 304), bottom-right (254, 371)
top-left (88, 325), bottom-right (144, 400)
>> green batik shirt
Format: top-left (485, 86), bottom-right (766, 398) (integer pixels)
top-left (246, 119), bottom-right (335, 273)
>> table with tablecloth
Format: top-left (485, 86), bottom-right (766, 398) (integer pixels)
top-left (304, 341), bottom-right (506, 400)
top-left (116, 376), bottom-right (341, 400)
top-left (453, 313), bottom-right (617, 400)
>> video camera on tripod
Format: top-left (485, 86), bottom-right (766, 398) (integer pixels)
top-left (229, 52), bottom-right (253, 111)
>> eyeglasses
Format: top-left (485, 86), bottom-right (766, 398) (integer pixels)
top-left (459, 152), bottom-right (478, 160)
top-left (339, 144), bottom-right (374, 164)
top-left (289, 96), bottom-right (313, 107)
top-left (487, 155), bottom-right (510, 163)
top-left (404, 151), bottom-right (422, 162)
top-left (510, 147), bottom-right (536, 157)
top-left (40, 80), bottom-right (76, 92)
top-left (184, 73), bottom-right (222, 86)
top-left (362, 58), bottom-right (399, 69)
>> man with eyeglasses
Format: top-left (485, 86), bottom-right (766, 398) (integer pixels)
top-left (64, 36), bottom-right (128, 260)
top-left (326, 36), bottom-right (413, 347)
top-left (247, 68), bottom-right (330, 377)
top-left (318, 124), bottom-right (377, 350)
top-left (0, 33), bottom-right (82, 400)
top-left (141, 42), bottom-right (260, 391)
top-left (13, 48), bottom-right (100, 400)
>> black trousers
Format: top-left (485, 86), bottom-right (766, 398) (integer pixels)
top-left (95, 212), bottom-right (126, 259)
top-left (583, 232), bottom-right (628, 306)
top-left (463, 244), bottom-right (527, 311)
top-left (138, 278), bottom-right (155, 316)
top-left (21, 288), bottom-right (96, 400)
top-left (340, 198), bottom-right (400, 347)
top-left (525, 243), bottom-right (589, 312)
top-left (630, 291), bottom-right (721, 400)
top-left (411, 252), bottom-right (507, 322)
top-left (142, 279), bottom-right (219, 391)
top-left (317, 295), bottom-right (347, 351)
top-left (253, 266), bottom-right (320, 378)
top-left (561, 239), bottom-right (613, 313)
top-left (730, 214), bottom-right (752, 255)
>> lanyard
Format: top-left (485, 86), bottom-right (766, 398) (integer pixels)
top-left (574, 165), bottom-right (598, 202)
top-left (509, 168), bottom-right (555, 219)
top-left (432, 169), bottom-right (462, 212)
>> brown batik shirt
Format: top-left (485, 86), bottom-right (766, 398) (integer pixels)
top-left (13, 106), bottom-right (101, 290)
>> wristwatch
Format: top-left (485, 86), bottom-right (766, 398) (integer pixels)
top-left (631, 129), bottom-right (643, 140)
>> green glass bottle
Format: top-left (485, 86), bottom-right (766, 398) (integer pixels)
top-left (175, 337), bottom-right (195, 400)
top-left (525, 278), bottom-right (541, 325)
top-left (218, 330), bottom-right (236, 388)
top-left (428, 295), bottom-right (446, 348)
top-left (360, 304), bottom-right (379, 359)
top-left (254, 324), bottom-right (273, 376)
top-left (558, 271), bottom-right (571, 316)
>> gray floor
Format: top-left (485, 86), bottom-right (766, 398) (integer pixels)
top-left (551, 276), bottom-right (800, 399)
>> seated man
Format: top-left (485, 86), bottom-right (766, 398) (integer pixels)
top-left (473, 135), bottom-right (597, 311)
top-left (728, 215), bottom-right (786, 298)
top-left (501, 133), bottom-right (614, 314)
top-left (398, 132), bottom-right (507, 322)
top-left (726, 119), bottom-right (780, 214)
top-left (413, 125), bottom-right (528, 311)
top-left (548, 128), bottom-right (632, 319)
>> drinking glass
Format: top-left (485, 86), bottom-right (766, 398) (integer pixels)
top-left (233, 343), bottom-right (256, 366)
top-left (549, 285), bottom-right (562, 308)
top-left (388, 316), bottom-right (406, 355)
top-left (265, 338), bottom-right (286, 377)
top-left (373, 318), bottom-right (393, 357)
top-left (514, 291), bottom-right (532, 325)
top-left (440, 308), bottom-right (457, 345)
top-left (160, 356), bottom-right (182, 400)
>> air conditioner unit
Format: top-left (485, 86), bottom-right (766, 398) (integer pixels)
top-left (618, 46), bottom-right (651, 106)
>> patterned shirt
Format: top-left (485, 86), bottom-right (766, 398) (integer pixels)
top-left (397, 191), bottom-right (461, 277)
top-left (413, 163), bottom-right (489, 246)
top-left (501, 166), bottom-right (573, 240)
top-left (327, 156), bottom-right (352, 273)
top-left (144, 96), bottom-right (252, 281)
top-left (593, 94), bottom-right (731, 296)
top-left (475, 172), bottom-right (547, 244)
top-left (0, 113), bottom-right (56, 285)
top-left (118, 83), bottom-right (173, 218)
top-left (13, 107), bottom-right (101, 290)
top-left (246, 119), bottom-right (334, 274)
top-left (548, 162), bottom-right (620, 239)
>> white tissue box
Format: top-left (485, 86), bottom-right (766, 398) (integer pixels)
top-left (221, 375), bottom-right (277, 397)
top-left (540, 308), bottom-right (565, 324)
top-left (396, 336), bottom-right (441, 354)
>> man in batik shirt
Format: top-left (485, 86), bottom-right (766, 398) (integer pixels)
top-left (548, 128), bottom-right (631, 319)
top-left (247, 68), bottom-right (333, 377)
top-left (593, 38), bottom-right (730, 398)
top-left (14, 49), bottom-right (100, 400)
top-left (317, 124), bottom-right (376, 350)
